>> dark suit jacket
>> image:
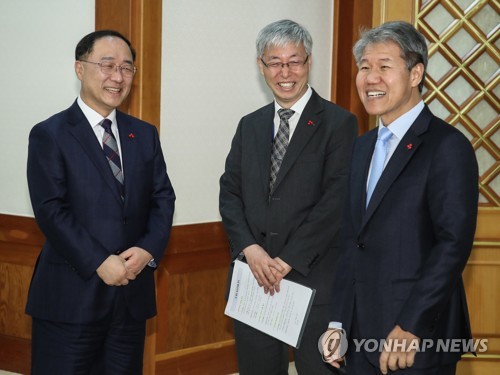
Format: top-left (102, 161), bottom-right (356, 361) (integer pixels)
top-left (26, 100), bottom-right (175, 323)
top-left (220, 90), bottom-right (358, 304)
top-left (331, 105), bottom-right (478, 367)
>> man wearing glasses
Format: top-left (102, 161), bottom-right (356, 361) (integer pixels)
top-left (26, 30), bottom-right (175, 374)
top-left (220, 19), bottom-right (357, 374)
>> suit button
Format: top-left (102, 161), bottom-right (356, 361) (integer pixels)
top-left (357, 243), bottom-right (365, 249)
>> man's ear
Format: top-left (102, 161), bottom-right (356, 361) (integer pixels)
top-left (257, 57), bottom-right (265, 76)
top-left (75, 60), bottom-right (84, 80)
top-left (410, 63), bottom-right (424, 88)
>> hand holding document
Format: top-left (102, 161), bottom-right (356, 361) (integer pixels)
top-left (225, 260), bottom-right (315, 348)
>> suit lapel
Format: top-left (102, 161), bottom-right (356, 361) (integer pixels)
top-left (359, 106), bottom-right (433, 232)
top-left (271, 91), bottom-right (322, 193)
top-left (254, 104), bottom-right (275, 195)
top-left (67, 102), bottom-right (123, 204)
top-left (351, 132), bottom-right (376, 230)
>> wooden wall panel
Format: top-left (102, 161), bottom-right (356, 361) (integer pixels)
top-left (155, 340), bottom-right (237, 375)
top-left (129, 0), bottom-right (163, 127)
top-left (0, 263), bottom-right (33, 339)
top-left (461, 243), bottom-right (500, 372)
top-left (372, 0), bottom-right (415, 24)
top-left (0, 335), bottom-right (31, 375)
top-left (2, 213), bottom-right (498, 373)
top-left (458, 356), bottom-right (500, 375)
top-left (475, 208), bottom-right (500, 242)
top-left (0, 216), bottom-right (40, 343)
top-left (0, 215), bottom-right (41, 374)
top-left (157, 268), bottom-right (232, 353)
top-left (95, 0), bottom-right (131, 31)
top-left (331, 0), bottom-right (374, 134)
top-left (154, 223), bottom-right (238, 374)
top-left (0, 214), bottom-right (238, 375)
top-left (463, 246), bottom-right (500, 339)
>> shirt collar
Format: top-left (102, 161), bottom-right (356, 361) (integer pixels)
top-left (379, 100), bottom-right (424, 140)
top-left (77, 96), bottom-right (117, 128)
top-left (274, 85), bottom-right (312, 117)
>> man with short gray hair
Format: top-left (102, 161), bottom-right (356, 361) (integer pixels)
top-left (220, 19), bottom-right (357, 374)
top-left (322, 21), bottom-right (478, 375)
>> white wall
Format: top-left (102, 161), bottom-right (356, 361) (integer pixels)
top-left (0, 0), bottom-right (334, 225)
top-left (0, 0), bottom-right (95, 216)
top-left (162, 0), bottom-right (334, 225)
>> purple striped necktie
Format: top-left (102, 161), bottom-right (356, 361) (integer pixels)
top-left (100, 119), bottom-right (124, 198)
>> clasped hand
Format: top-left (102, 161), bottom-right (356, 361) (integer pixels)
top-left (243, 244), bottom-right (292, 295)
top-left (96, 246), bottom-right (153, 286)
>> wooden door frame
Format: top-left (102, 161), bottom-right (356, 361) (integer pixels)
top-left (331, 0), bottom-right (374, 134)
top-left (95, 0), bottom-right (162, 132)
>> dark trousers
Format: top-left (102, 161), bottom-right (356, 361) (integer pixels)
top-left (31, 292), bottom-right (146, 375)
top-left (233, 304), bottom-right (341, 375)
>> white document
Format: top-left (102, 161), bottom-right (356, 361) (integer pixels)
top-left (224, 260), bottom-right (315, 348)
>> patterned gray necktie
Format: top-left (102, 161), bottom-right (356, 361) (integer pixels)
top-left (100, 119), bottom-right (124, 198)
top-left (270, 108), bottom-right (294, 193)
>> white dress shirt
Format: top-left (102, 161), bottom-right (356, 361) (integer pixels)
top-left (77, 96), bottom-right (123, 171)
top-left (273, 86), bottom-right (313, 139)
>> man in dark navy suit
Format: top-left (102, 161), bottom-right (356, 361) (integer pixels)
top-left (322, 21), bottom-right (478, 375)
top-left (26, 30), bottom-right (175, 374)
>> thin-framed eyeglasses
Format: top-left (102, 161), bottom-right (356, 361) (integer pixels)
top-left (79, 60), bottom-right (137, 77)
top-left (260, 55), bottom-right (309, 71)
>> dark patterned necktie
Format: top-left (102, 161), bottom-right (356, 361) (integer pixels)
top-left (270, 108), bottom-right (294, 193)
top-left (100, 119), bottom-right (124, 197)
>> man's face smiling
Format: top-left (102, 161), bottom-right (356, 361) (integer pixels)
top-left (258, 43), bottom-right (311, 109)
top-left (356, 41), bottom-right (423, 125)
top-left (75, 36), bottom-right (134, 117)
